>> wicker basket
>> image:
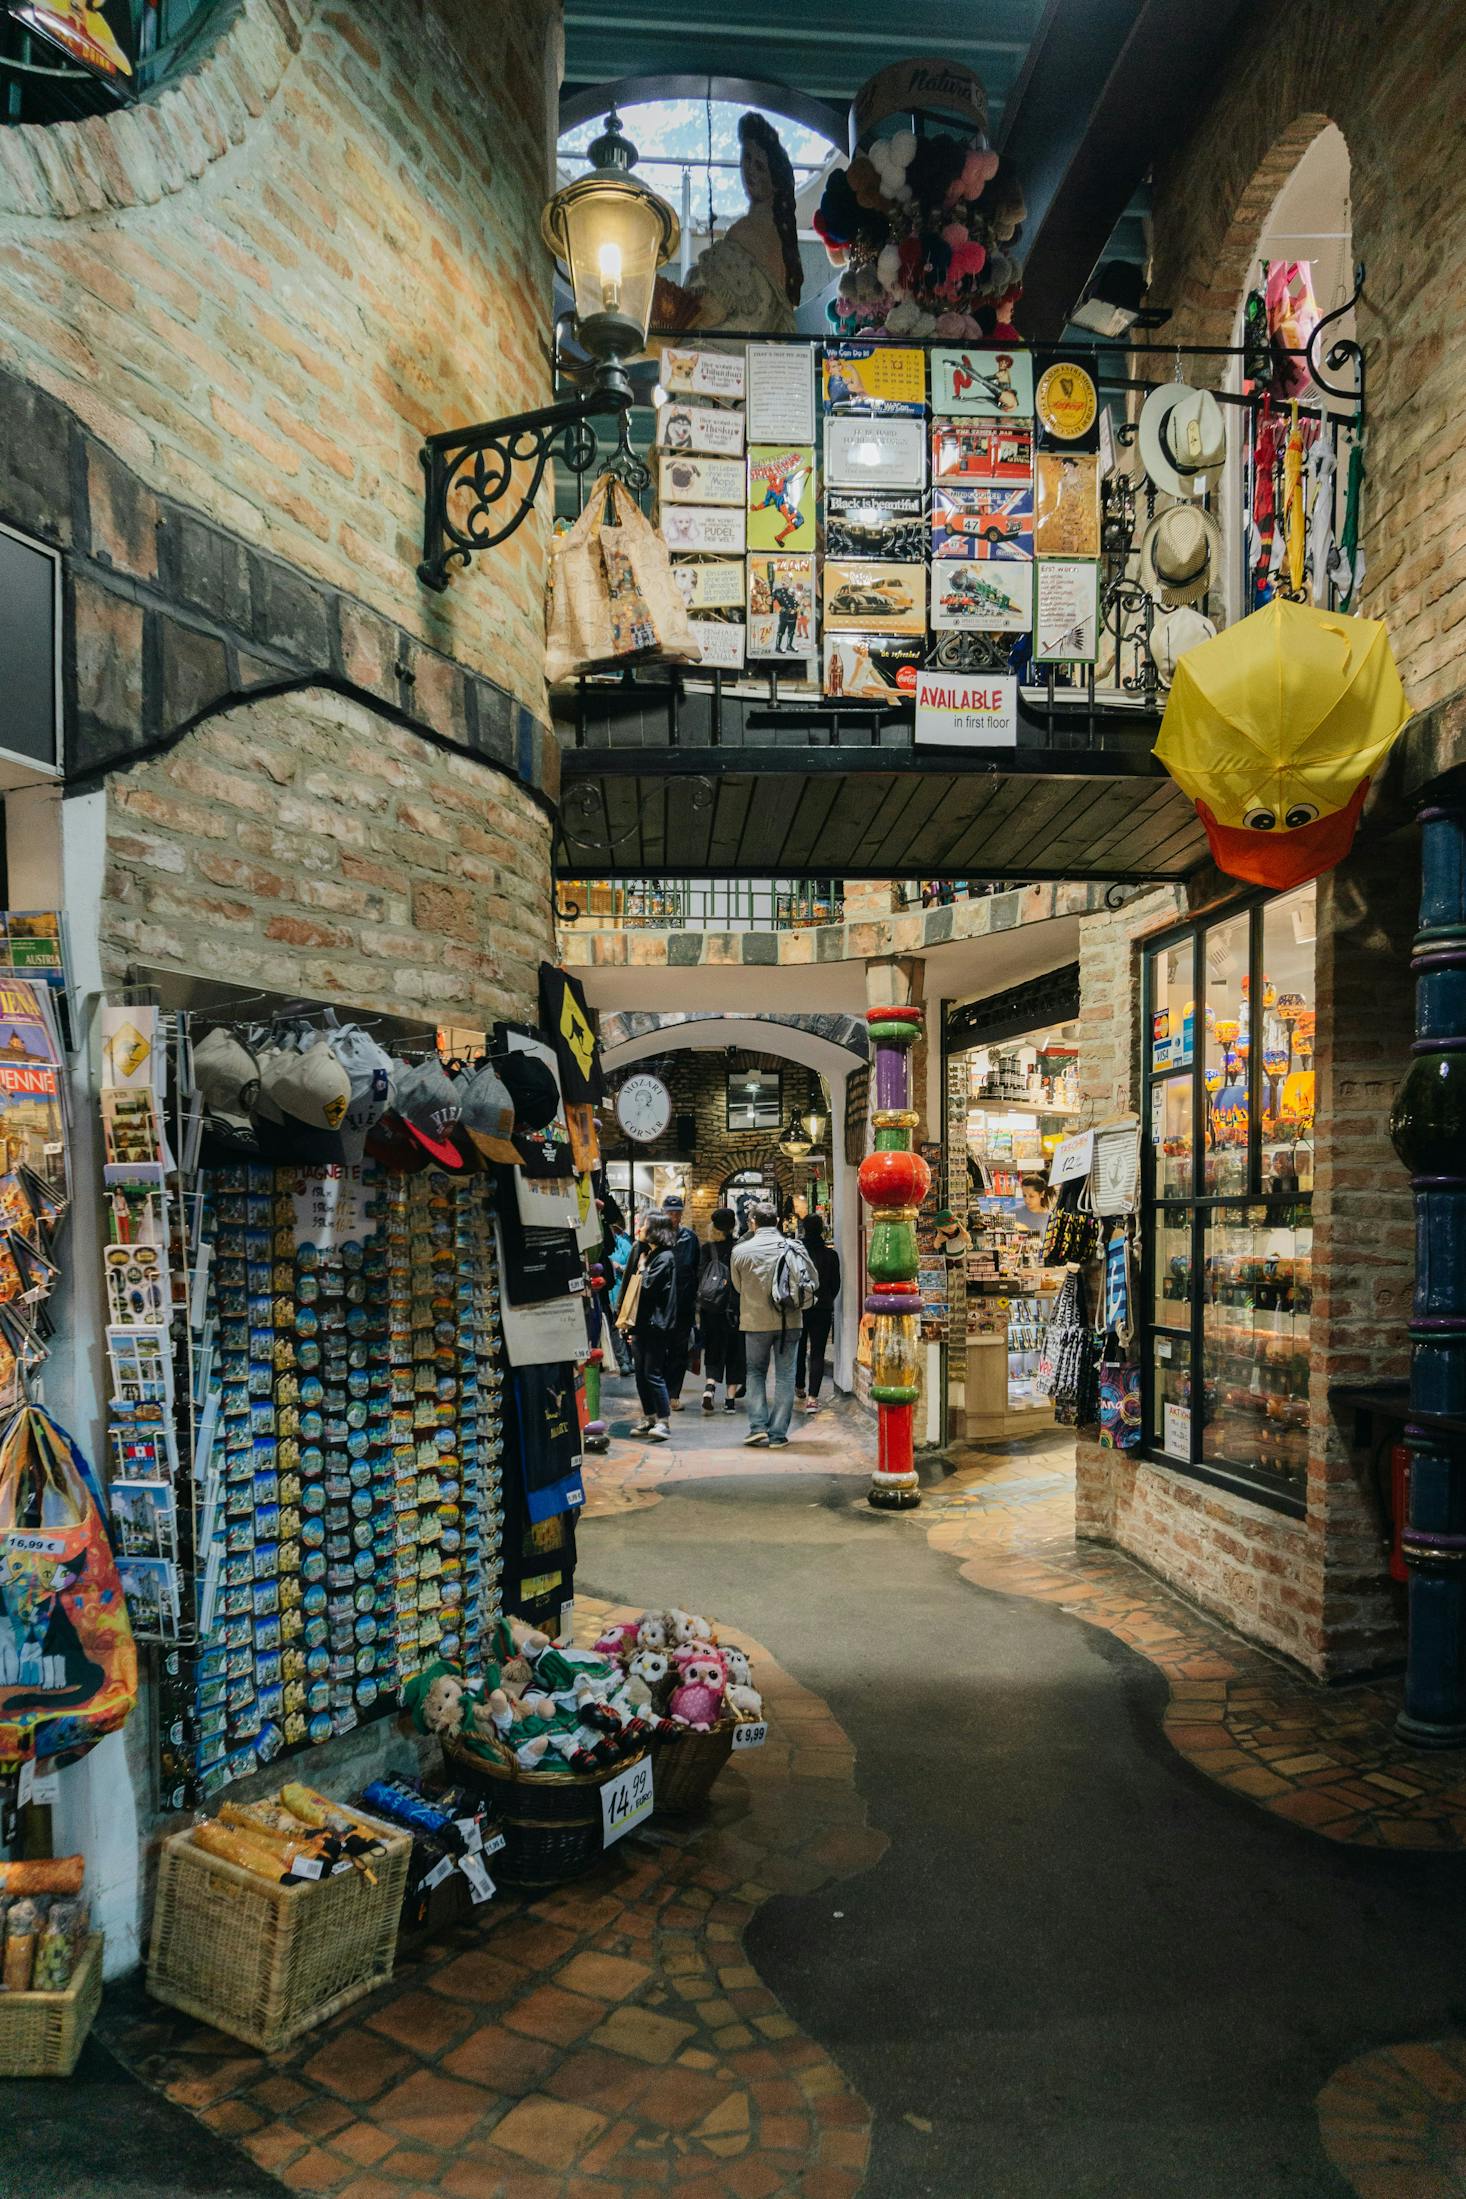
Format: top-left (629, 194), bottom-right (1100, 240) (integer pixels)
top-left (652, 1721), bottom-right (736, 1814)
top-left (146, 1816), bottom-right (411, 2054)
top-left (0, 1932), bottom-right (103, 2078)
top-left (443, 1735), bottom-right (645, 1888)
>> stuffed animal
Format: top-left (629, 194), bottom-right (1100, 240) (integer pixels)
top-left (625, 1646), bottom-right (671, 1712)
top-left (636, 1612), bottom-right (670, 1653)
top-left (667, 1646), bottom-right (727, 1731)
top-left (593, 1620), bottom-right (640, 1661)
top-left (666, 1608), bottom-right (714, 1650)
top-left (721, 1645), bottom-right (764, 1722)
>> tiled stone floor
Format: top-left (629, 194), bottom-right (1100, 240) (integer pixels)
top-left (1317, 2038), bottom-right (1466, 2199)
top-left (104, 1602), bottom-right (884, 2199)
top-left (924, 1440), bottom-right (1466, 1851)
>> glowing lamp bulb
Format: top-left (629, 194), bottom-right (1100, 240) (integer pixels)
top-left (597, 240), bottom-right (622, 311)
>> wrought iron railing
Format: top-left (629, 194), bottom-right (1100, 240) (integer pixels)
top-left (556, 877), bottom-right (843, 930)
top-left (896, 882), bottom-right (1030, 909)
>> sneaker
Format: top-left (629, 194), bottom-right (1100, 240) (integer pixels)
top-left (794, 1389), bottom-right (806, 1401)
top-left (648, 1421), bottom-right (671, 1443)
top-left (629, 1417), bottom-right (654, 1437)
top-left (725, 1393), bottom-right (740, 1412)
top-left (803, 1398), bottom-right (820, 1414)
top-left (669, 1399), bottom-right (684, 1412)
top-left (701, 1389), bottom-right (716, 1414)
top-left (768, 1435), bottom-right (789, 1447)
top-left (743, 1431), bottom-right (769, 1447)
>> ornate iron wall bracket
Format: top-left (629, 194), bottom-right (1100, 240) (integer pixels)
top-left (417, 368), bottom-right (631, 592)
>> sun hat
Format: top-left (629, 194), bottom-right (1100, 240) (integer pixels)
top-left (1138, 502), bottom-right (1224, 606)
top-left (457, 1060), bottom-right (521, 1165)
top-left (1150, 604), bottom-right (1218, 684)
top-left (1138, 382), bottom-right (1226, 499)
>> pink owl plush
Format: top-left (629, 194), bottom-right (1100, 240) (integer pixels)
top-left (667, 1646), bottom-right (727, 1731)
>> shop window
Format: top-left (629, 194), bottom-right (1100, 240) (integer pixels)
top-left (1141, 882), bottom-right (1316, 1514)
top-left (726, 1066), bottom-right (781, 1131)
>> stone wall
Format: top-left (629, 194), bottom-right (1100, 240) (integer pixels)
top-left (1147, 0), bottom-right (1466, 715)
top-left (103, 687), bottom-right (554, 1022)
top-left (604, 1050), bottom-right (826, 1225)
top-left (0, 0), bottom-right (561, 723)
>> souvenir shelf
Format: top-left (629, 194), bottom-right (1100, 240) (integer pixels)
top-left (1142, 881), bottom-right (1316, 1513)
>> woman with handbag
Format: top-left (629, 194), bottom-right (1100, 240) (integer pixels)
top-left (619, 1214), bottom-right (679, 1443)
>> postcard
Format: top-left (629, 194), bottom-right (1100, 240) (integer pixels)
top-left (824, 416), bottom-right (927, 492)
top-left (822, 343), bottom-right (926, 414)
top-left (671, 557), bottom-right (746, 613)
top-left (824, 490), bottom-right (926, 562)
top-left (656, 401), bottom-right (745, 455)
top-left (117, 1554), bottom-right (181, 1640)
top-left (111, 1479), bottom-right (179, 1562)
top-left (931, 418), bottom-right (1034, 485)
top-left (659, 504), bottom-right (746, 554)
top-left (823, 633), bottom-right (924, 701)
top-left (823, 560), bottom-right (927, 636)
top-left (659, 346), bottom-right (746, 402)
top-left (1034, 560), bottom-right (1101, 664)
top-left (930, 559), bottom-right (1032, 632)
top-left (1033, 452), bottom-right (1102, 558)
top-left (747, 342), bottom-right (815, 443)
top-left (658, 454), bottom-right (745, 507)
top-left (931, 346), bottom-right (1034, 417)
top-left (932, 485), bottom-right (1034, 562)
top-left (746, 446), bottom-right (816, 552)
top-left (747, 556), bottom-right (816, 661)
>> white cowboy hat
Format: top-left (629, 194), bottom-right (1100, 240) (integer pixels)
top-left (1149, 604), bottom-right (1217, 686)
top-left (1138, 502), bottom-right (1224, 607)
top-left (1138, 383), bottom-right (1227, 499)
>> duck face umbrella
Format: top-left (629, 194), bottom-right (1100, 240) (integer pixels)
top-left (1153, 597), bottom-right (1412, 890)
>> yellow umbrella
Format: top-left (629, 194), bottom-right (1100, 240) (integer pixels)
top-left (1153, 596), bottom-right (1412, 888)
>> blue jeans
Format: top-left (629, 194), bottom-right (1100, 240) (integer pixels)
top-left (744, 1328), bottom-right (798, 1439)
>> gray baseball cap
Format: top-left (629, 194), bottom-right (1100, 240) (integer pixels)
top-left (458, 1060), bottom-right (521, 1165)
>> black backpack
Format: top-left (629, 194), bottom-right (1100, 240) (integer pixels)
top-left (697, 1248), bottom-right (732, 1318)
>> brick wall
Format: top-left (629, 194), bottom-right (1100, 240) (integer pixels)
top-left (0, 0), bottom-right (561, 721)
top-left (604, 1051), bottom-right (826, 1224)
top-left (1146, 0), bottom-right (1466, 714)
top-left (103, 687), bottom-right (553, 1021)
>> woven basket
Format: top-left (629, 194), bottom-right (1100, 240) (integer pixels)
top-left (0, 1932), bottom-right (103, 2077)
top-left (443, 1734), bottom-right (644, 1888)
top-left (652, 1721), bottom-right (736, 1814)
top-left (146, 1816), bottom-right (411, 2054)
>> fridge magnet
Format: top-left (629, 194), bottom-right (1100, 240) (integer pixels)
top-left (657, 401), bottom-right (746, 456)
top-left (931, 347), bottom-right (1034, 417)
top-left (823, 633), bottom-right (924, 701)
top-left (659, 346), bottom-right (746, 402)
top-left (690, 619), bottom-right (747, 671)
top-left (932, 485), bottom-right (1033, 562)
top-left (746, 342), bottom-right (815, 443)
top-left (1034, 358), bottom-right (1100, 448)
top-left (823, 560), bottom-right (927, 636)
top-left (931, 559), bottom-right (1032, 633)
top-left (825, 490), bottom-right (926, 562)
top-left (746, 446), bottom-right (816, 551)
top-left (659, 504), bottom-right (746, 554)
top-left (1033, 560), bottom-right (1101, 664)
top-left (658, 454), bottom-right (746, 507)
top-left (1034, 452), bottom-right (1101, 557)
top-left (670, 558), bottom-right (746, 613)
top-left (747, 556), bottom-right (816, 660)
top-left (932, 418), bottom-right (1033, 485)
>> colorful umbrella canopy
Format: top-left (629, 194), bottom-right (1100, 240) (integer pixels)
top-left (1153, 597), bottom-right (1412, 888)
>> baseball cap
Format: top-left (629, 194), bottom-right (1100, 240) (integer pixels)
top-left (663, 1193), bottom-right (684, 1213)
top-left (332, 1025), bottom-right (396, 1161)
top-left (493, 1048), bottom-right (560, 1131)
top-left (458, 1061), bottom-right (521, 1165)
top-left (191, 1028), bottom-right (259, 1123)
top-left (256, 1037), bottom-right (351, 1163)
top-left (394, 1058), bottom-right (465, 1168)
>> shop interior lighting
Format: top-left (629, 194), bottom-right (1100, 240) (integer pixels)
top-left (417, 110), bottom-right (679, 590)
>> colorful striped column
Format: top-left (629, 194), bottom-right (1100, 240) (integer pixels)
top-left (860, 1005), bottom-right (930, 1509)
top-left (1390, 798), bottom-right (1466, 1743)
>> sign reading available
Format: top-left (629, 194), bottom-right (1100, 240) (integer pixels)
top-left (913, 671), bottom-right (1017, 748)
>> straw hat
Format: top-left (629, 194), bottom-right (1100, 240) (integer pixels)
top-left (1138, 502), bottom-right (1223, 606)
top-left (1138, 382), bottom-right (1227, 498)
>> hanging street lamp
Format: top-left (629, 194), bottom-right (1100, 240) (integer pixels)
top-left (417, 110), bottom-right (679, 591)
top-left (779, 1113), bottom-right (813, 1161)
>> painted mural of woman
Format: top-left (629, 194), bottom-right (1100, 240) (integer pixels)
top-left (657, 113), bottom-right (804, 336)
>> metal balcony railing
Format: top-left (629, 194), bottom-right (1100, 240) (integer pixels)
top-left (897, 882), bottom-right (1031, 909)
top-left (557, 877), bottom-right (843, 930)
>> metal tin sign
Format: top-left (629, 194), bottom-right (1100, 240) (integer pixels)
top-left (914, 670), bottom-right (1017, 747)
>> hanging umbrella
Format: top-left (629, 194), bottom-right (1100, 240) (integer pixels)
top-left (1153, 596), bottom-right (1412, 888)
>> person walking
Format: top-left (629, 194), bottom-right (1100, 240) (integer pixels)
top-left (730, 1203), bottom-right (814, 1448)
top-left (661, 1193), bottom-right (701, 1411)
top-left (697, 1206), bottom-right (745, 1413)
top-left (623, 1213), bottom-right (678, 1443)
top-left (794, 1212), bottom-right (841, 1414)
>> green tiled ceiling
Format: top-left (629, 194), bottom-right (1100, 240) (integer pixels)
top-left (561, 0), bottom-right (1051, 129)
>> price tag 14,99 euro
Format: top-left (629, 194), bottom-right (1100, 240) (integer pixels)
top-left (600, 1756), bottom-right (654, 1847)
top-left (731, 1721), bottom-right (768, 1751)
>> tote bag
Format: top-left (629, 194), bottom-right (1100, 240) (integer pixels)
top-left (0, 1405), bottom-right (138, 1769)
top-left (546, 475), bottom-right (701, 685)
top-left (615, 1261), bottom-right (644, 1335)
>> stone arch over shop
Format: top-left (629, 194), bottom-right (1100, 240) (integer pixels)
top-left (604, 1014), bottom-right (865, 1393)
top-left (1164, 111), bottom-right (1342, 350)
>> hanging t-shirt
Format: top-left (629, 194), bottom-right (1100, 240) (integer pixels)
top-left (495, 1174), bottom-right (585, 1306)
top-left (538, 963), bottom-right (604, 1104)
top-left (512, 1362), bottom-right (585, 1524)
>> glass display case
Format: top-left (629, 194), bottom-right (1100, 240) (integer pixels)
top-left (1142, 882), bottom-right (1316, 1513)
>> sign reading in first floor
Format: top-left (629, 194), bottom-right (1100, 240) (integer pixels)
top-left (914, 671), bottom-right (1017, 748)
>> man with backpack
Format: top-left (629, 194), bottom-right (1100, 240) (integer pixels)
top-left (697, 1206), bottom-right (745, 1412)
top-left (729, 1203), bottom-right (820, 1447)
